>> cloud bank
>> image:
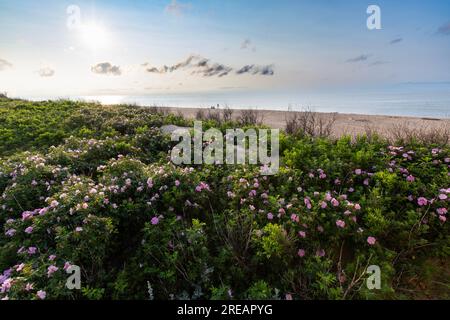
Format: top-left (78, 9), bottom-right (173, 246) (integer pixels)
top-left (143, 55), bottom-right (274, 77)
top-left (91, 62), bottom-right (122, 76)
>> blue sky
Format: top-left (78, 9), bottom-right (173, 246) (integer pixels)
top-left (0, 0), bottom-right (449, 98)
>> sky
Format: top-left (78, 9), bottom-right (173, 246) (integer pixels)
top-left (0, 0), bottom-right (450, 104)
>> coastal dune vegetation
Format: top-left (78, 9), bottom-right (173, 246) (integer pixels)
top-left (0, 96), bottom-right (448, 300)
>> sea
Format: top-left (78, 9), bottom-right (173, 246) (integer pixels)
top-left (23, 82), bottom-right (450, 119)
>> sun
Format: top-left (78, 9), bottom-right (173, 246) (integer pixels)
top-left (79, 22), bottom-right (110, 50)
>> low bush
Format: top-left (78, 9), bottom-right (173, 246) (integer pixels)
top-left (0, 99), bottom-right (448, 300)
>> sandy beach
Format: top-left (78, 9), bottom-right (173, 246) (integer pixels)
top-left (162, 106), bottom-right (450, 138)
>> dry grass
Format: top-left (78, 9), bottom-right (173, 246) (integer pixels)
top-left (195, 108), bottom-right (221, 122)
top-left (195, 109), bottom-right (206, 120)
top-left (387, 121), bottom-right (450, 146)
top-left (195, 106), bottom-right (235, 124)
top-left (285, 106), bottom-right (337, 138)
top-left (147, 105), bottom-right (169, 116)
top-left (222, 105), bottom-right (234, 123)
top-left (238, 109), bottom-right (264, 126)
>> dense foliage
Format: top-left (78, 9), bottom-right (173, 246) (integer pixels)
top-left (0, 97), bottom-right (449, 300)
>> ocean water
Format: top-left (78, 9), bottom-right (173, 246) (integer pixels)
top-left (27, 83), bottom-right (450, 118)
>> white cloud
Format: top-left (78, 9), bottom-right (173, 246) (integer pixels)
top-left (165, 0), bottom-right (191, 16)
top-left (241, 39), bottom-right (251, 49)
top-left (0, 58), bottom-right (13, 71)
top-left (91, 62), bottom-right (122, 76)
top-left (437, 22), bottom-right (450, 35)
top-left (346, 54), bottom-right (371, 63)
top-left (37, 67), bottom-right (55, 77)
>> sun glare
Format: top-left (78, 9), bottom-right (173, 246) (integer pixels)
top-left (79, 22), bottom-right (110, 50)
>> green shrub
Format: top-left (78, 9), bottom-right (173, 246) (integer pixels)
top-left (0, 99), bottom-right (448, 300)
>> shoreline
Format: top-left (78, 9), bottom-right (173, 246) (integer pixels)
top-left (13, 95), bottom-right (450, 120)
top-left (2, 96), bottom-right (449, 138)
